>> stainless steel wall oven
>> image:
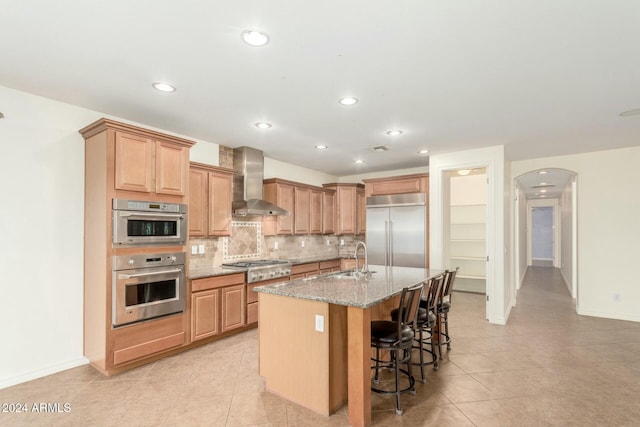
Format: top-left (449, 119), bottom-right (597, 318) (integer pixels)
top-left (112, 198), bottom-right (187, 246)
top-left (112, 252), bottom-right (186, 327)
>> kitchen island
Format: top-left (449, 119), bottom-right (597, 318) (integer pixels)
top-left (253, 265), bottom-right (442, 427)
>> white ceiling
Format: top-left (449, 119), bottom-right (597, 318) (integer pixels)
top-left (1, 1), bottom-right (639, 182)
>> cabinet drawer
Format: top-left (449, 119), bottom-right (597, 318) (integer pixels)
top-left (341, 259), bottom-right (356, 270)
top-left (291, 262), bottom-right (319, 275)
top-left (319, 259), bottom-right (341, 270)
top-left (113, 332), bottom-right (184, 366)
top-left (192, 273), bottom-right (245, 292)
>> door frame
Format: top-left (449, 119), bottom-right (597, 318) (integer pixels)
top-left (527, 199), bottom-right (560, 268)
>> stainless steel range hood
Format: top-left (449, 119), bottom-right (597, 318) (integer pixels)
top-left (232, 146), bottom-right (288, 216)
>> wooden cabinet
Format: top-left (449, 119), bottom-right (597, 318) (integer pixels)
top-left (341, 258), bottom-right (356, 271)
top-left (294, 186), bottom-right (310, 234)
top-left (291, 262), bottom-right (320, 279)
top-left (363, 173), bottom-right (428, 198)
top-left (322, 183), bottom-right (364, 235)
top-left (322, 190), bottom-right (335, 234)
top-left (189, 162), bottom-right (234, 237)
top-left (190, 273), bottom-right (246, 342)
top-left (319, 259), bottom-right (341, 274)
top-left (263, 179), bottom-right (295, 235)
top-left (114, 130), bottom-right (190, 196)
top-left (310, 189), bottom-right (323, 234)
top-left (191, 289), bottom-right (219, 341)
top-left (356, 187), bottom-right (366, 235)
top-left (80, 118), bottom-right (194, 376)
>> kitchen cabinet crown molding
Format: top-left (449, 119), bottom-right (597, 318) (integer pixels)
top-left (80, 118), bottom-right (196, 148)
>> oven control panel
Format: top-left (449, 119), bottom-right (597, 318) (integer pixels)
top-left (113, 252), bottom-right (186, 270)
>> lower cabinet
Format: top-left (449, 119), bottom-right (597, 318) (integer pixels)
top-left (191, 273), bottom-right (246, 343)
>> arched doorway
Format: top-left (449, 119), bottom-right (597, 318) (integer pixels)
top-left (514, 168), bottom-right (578, 308)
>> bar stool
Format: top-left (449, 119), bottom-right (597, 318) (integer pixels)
top-left (437, 267), bottom-right (459, 359)
top-left (371, 282), bottom-right (424, 415)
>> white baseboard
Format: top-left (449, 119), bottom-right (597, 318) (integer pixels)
top-left (576, 308), bottom-right (640, 323)
top-left (0, 357), bottom-right (89, 390)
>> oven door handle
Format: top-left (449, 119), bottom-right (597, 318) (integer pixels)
top-left (120, 212), bottom-right (185, 220)
top-left (119, 268), bottom-right (183, 279)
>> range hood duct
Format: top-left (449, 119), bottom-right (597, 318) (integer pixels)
top-left (232, 146), bottom-right (288, 216)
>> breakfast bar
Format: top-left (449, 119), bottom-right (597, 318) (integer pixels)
top-left (254, 265), bottom-right (442, 427)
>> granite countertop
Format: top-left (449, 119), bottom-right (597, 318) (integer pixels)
top-left (286, 255), bottom-right (354, 264)
top-left (188, 266), bottom-right (245, 280)
top-left (253, 265), bottom-right (443, 309)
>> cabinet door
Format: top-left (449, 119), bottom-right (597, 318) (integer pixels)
top-left (277, 183), bottom-right (295, 234)
top-left (189, 168), bottom-right (208, 236)
top-left (336, 186), bottom-right (357, 234)
top-left (114, 131), bottom-right (154, 193)
top-left (191, 289), bottom-right (220, 342)
top-left (309, 189), bottom-right (323, 234)
top-left (356, 188), bottom-right (366, 235)
top-left (208, 170), bottom-right (232, 236)
top-left (294, 187), bottom-right (310, 234)
top-left (221, 284), bottom-right (246, 333)
top-left (155, 140), bottom-right (189, 196)
top-left (322, 190), bottom-right (335, 234)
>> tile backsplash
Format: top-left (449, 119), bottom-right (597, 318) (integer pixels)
top-left (188, 228), bottom-right (364, 270)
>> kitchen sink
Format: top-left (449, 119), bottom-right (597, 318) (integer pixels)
top-left (331, 270), bottom-right (375, 279)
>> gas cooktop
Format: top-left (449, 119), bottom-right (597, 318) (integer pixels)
top-left (222, 259), bottom-right (292, 283)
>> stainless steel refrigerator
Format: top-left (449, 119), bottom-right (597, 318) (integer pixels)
top-left (366, 193), bottom-right (427, 268)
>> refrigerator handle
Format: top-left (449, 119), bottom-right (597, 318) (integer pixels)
top-left (384, 220), bottom-right (389, 266)
top-left (389, 220), bottom-right (394, 266)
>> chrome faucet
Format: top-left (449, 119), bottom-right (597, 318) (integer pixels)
top-left (354, 241), bottom-right (369, 276)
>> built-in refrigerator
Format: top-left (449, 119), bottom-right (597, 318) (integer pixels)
top-left (366, 193), bottom-right (427, 268)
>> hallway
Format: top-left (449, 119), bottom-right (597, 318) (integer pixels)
top-left (1, 267), bottom-right (639, 426)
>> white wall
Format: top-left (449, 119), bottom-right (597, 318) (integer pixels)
top-left (560, 181), bottom-right (574, 294)
top-left (517, 187), bottom-right (528, 286)
top-left (512, 146), bottom-right (640, 322)
top-left (429, 145), bottom-right (508, 324)
top-left (264, 157), bottom-right (337, 187)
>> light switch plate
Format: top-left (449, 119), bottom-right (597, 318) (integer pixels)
top-left (191, 245), bottom-right (198, 255)
top-left (198, 244), bottom-right (205, 254)
top-left (315, 314), bottom-right (324, 332)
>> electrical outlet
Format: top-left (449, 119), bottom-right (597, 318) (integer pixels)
top-left (274, 241), bottom-right (279, 250)
top-left (315, 314), bottom-right (324, 332)
top-left (326, 239), bottom-right (331, 246)
top-left (301, 240), bottom-right (305, 248)
top-left (198, 244), bottom-right (205, 254)
top-left (191, 245), bottom-right (198, 255)
top-left (340, 239), bottom-right (344, 246)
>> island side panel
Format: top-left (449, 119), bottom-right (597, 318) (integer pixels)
top-left (347, 306), bottom-right (372, 427)
top-left (329, 304), bottom-right (348, 412)
top-left (259, 293), bottom-right (332, 415)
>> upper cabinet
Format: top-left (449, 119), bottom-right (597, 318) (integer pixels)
top-left (81, 118), bottom-right (195, 201)
top-left (363, 173), bottom-right (428, 198)
top-left (189, 162), bottom-right (234, 237)
top-left (322, 183), bottom-right (365, 235)
top-left (263, 179), bottom-right (337, 236)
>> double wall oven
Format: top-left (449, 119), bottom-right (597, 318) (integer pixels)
top-left (111, 198), bottom-right (187, 327)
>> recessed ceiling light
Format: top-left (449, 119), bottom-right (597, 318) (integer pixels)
top-left (538, 170), bottom-right (548, 175)
top-left (457, 169), bottom-right (471, 176)
top-left (339, 97), bottom-right (358, 106)
top-left (386, 130), bottom-right (403, 136)
top-left (619, 108), bottom-right (640, 117)
top-left (315, 144), bottom-right (328, 150)
top-left (418, 149), bottom-right (429, 155)
top-left (353, 159), bottom-right (365, 164)
top-left (540, 189), bottom-right (547, 193)
top-left (255, 122), bottom-right (272, 129)
top-left (152, 82), bottom-right (176, 92)
top-left (539, 182), bottom-right (548, 185)
top-left (242, 30), bottom-right (269, 47)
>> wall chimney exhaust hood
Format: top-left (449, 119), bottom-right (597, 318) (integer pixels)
top-left (232, 146), bottom-right (288, 216)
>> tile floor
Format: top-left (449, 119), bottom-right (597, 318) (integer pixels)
top-left (2, 266), bottom-right (640, 426)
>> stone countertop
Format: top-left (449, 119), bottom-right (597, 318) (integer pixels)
top-left (285, 255), bottom-right (354, 265)
top-left (253, 265), bottom-right (443, 309)
top-left (188, 267), bottom-right (246, 280)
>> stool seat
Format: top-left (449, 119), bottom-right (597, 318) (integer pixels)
top-left (371, 320), bottom-right (414, 345)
